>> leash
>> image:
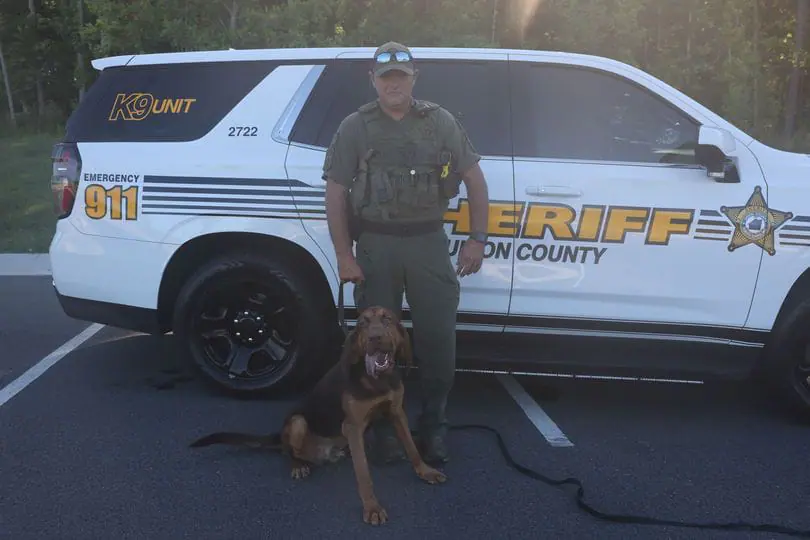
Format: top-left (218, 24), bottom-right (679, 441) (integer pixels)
top-left (335, 281), bottom-right (810, 538)
top-left (338, 280), bottom-right (347, 335)
top-left (439, 424), bottom-right (810, 538)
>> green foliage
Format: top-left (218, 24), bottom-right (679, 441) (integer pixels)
top-left (0, 0), bottom-right (807, 151)
top-left (0, 132), bottom-right (61, 252)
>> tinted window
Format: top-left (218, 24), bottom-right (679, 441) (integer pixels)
top-left (291, 59), bottom-right (512, 157)
top-left (65, 61), bottom-right (279, 143)
top-left (290, 61), bottom-right (374, 148)
top-left (510, 63), bottom-right (700, 164)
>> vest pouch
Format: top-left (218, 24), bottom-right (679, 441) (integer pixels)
top-left (394, 169), bottom-right (419, 210)
top-left (350, 148), bottom-right (375, 215)
top-left (350, 171), bottom-right (369, 214)
top-left (414, 169), bottom-right (441, 209)
top-left (371, 170), bottom-right (394, 203)
top-left (436, 149), bottom-right (462, 200)
top-left (368, 169), bottom-right (396, 220)
top-left (439, 174), bottom-right (462, 199)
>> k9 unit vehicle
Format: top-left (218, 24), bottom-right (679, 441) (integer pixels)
top-left (48, 46), bottom-right (810, 417)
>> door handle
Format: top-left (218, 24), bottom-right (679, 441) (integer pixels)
top-left (525, 185), bottom-right (582, 198)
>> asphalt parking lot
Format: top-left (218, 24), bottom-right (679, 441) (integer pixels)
top-left (2, 275), bottom-right (810, 539)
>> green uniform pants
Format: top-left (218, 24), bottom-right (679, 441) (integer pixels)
top-left (353, 227), bottom-right (460, 438)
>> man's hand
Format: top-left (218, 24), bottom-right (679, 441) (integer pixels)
top-left (456, 238), bottom-right (484, 277)
top-left (456, 162), bottom-right (489, 278)
top-left (338, 253), bottom-right (365, 283)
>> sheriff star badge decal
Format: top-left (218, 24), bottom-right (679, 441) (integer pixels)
top-left (720, 185), bottom-right (792, 256)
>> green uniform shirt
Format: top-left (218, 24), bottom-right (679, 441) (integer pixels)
top-left (322, 101), bottom-right (481, 189)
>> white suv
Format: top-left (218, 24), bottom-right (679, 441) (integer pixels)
top-left (48, 46), bottom-right (810, 416)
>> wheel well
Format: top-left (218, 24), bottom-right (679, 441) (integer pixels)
top-left (156, 232), bottom-right (337, 333)
top-left (771, 267), bottom-right (810, 335)
top-left (751, 266), bottom-right (810, 384)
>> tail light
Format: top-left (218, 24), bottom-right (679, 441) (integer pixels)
top-left (50, 142), bottom-right (82, 218)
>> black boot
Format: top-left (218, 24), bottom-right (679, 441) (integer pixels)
top-left (417, 384), bottom-right (450, 464)
top-left (419, 427), bottom-right (449, 464)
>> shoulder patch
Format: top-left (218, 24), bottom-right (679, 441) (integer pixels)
top-left (413, 100), bottom-right (440, 115)
top-left (358, 101), bottom-right (380, 113)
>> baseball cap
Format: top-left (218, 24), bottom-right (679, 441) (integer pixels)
top-left (372, 41), bottom-right (415, 76)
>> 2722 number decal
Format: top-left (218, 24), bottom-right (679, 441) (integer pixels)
top-left (85, 184), bottom-right (139, 221)
top-left (228, 126), bottom-right (258, 137)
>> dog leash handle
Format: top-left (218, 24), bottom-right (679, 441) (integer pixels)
top-left (338, 280), bottom-right (347, 336)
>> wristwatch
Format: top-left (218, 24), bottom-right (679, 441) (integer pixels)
top-left (468, 231), bottom-right (488, 244)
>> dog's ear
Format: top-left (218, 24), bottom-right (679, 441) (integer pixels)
top-left (340, 328), bottom-right (364, 365)
top-left (394, 320), bottom-right (414, 368)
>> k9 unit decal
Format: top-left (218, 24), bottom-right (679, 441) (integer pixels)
top-left (108, 93), bottom-right (196, 121)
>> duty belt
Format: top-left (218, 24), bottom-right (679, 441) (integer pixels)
top-left (357, 218), bottom-right (442, 237)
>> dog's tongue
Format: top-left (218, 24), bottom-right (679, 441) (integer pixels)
top-left (365, 353), bottom-right (389, 378)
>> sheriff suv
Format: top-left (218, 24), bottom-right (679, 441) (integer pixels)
top-left (49, 46), bottom-right (810, 417)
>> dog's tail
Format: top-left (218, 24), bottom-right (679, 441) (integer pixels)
top-left (189, 431), bottom-right (282, 450)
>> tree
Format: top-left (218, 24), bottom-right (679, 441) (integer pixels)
top-left (784, 0), bottom-right (809, 144)
top-left (0, 0), bottom-right (805, 150)
top-left (0, 38), bottom-right (15, 130)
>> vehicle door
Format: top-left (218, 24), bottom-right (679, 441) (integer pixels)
top-left (504, 54), bottom-right (767, 344)
top-left (283, 52), bottom-right (516, 333)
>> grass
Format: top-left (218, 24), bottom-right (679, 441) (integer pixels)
top-left (0, 133), bottom-right (62, 253)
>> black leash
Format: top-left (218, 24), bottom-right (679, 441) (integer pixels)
top-left (336, 281), bottom-right (810, 537)
top-left (439, 423), bottom-right (810, 538)
top-left (338, 279), bottom-right (347, 335)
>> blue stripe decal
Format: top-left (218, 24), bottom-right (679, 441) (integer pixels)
top-left (142, 186), bottom-right (324, 197)
top-left (141, 195), bottom-right (325, 206)
top-left (142, 175), bottom-right (315, 188)
top-left (141, 211), bottom-right (319, 221)
top-left (141, 204), bottom-right (324, 213)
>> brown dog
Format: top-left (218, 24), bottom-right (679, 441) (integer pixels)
top-left (189, 305), bottom-right (447, 525)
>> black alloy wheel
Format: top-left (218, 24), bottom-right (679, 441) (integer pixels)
top-left (762, 296), bottom-right (810, 420)
top-left (173, 251), bottom-right (334, 395)
top-left (791, 342), bottom-right (810, 404)
top-left (192, 278), bottom-right (296, 382)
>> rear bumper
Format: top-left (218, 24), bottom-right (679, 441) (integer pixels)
top-left (49, 219), bottom-right (173, 333)
top-left (54, 284), bottom-right (164, 334)
top-left (49, 219), bottom-right (174, 309)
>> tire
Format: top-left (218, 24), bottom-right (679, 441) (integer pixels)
top-left (762, 296), bottom-right (810, 419)
top-left (172, 250), bottom-right (333, 396)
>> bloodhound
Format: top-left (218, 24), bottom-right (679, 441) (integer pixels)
top-left (189, 305), bottom-right (447, 525)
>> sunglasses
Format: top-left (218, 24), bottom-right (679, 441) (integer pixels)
top-left (375, 50), bottom-right (412, 64)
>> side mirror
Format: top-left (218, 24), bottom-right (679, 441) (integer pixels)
top-left (695, 126), bottom-right (739, 183)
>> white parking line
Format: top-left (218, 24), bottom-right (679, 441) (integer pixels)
top-left (497, 373), bottom-right (574, 447)
top-left (0, 254), bottom-right (52, 276)
top-left (0, 323), bottom-right (105, 408)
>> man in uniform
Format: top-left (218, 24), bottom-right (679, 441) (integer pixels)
top-left (322, 41), bottom-right (490, 464)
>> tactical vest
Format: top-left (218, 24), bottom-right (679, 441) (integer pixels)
top-left (349, 99), bottom-right (462, 224)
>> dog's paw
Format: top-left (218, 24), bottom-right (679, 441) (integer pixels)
top-left (362, 501), bottom-right (388, 525)
top-left (328, 447), bottom-right (348, 462)
top-left (290, 464), bottom-right (310, 480)
top-left (416, 464), bottom-right (447, 485)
